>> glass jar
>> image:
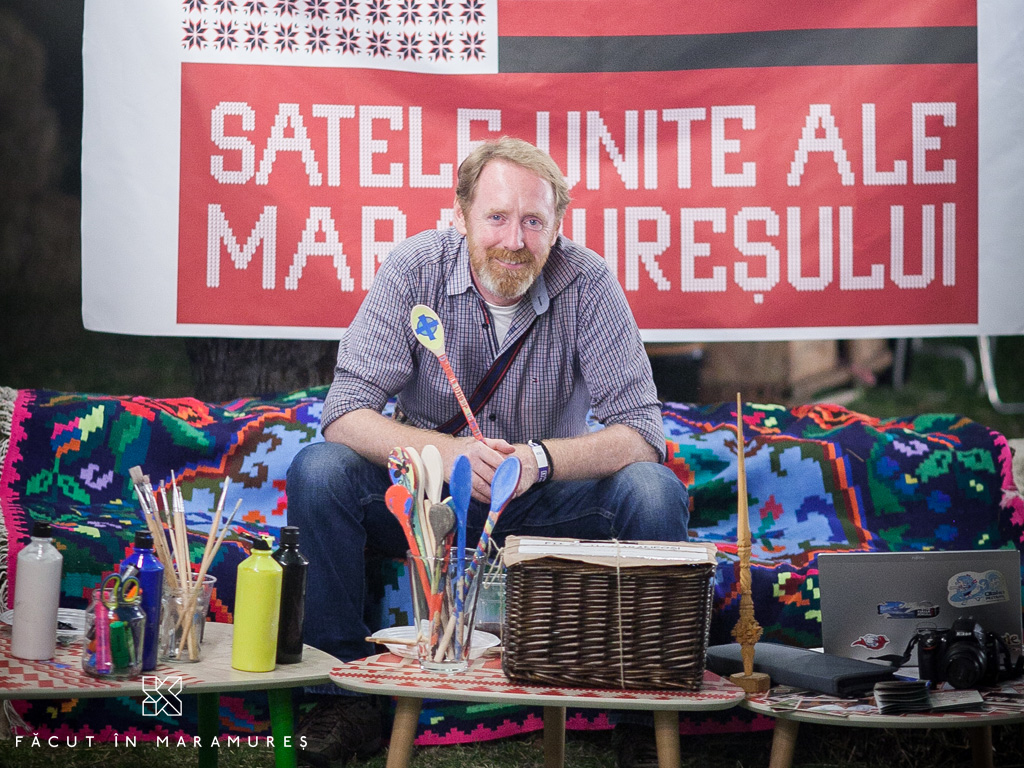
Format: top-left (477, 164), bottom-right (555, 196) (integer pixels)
top-left (159, 574), bottom-right (216, 663)
top-left (82, 576), bottom-right (145, 679)
top-left (475, 559), bottom-right (505, 640)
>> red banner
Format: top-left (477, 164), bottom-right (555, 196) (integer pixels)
top-left (179, 59), bottom-right (976, 329)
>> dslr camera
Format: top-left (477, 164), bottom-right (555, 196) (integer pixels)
top-left (915, 617), bottom-right (1013, 689)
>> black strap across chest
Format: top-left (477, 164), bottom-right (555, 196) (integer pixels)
top-left (435, 323), bottom-right (533, 436)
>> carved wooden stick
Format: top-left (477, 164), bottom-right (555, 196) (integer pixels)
top-left (730, 394), bottom-right (770, 693)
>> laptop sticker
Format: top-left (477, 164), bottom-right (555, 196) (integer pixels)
top-left (851, 633), bottom-right (890, 651)
top-left (948, 570), bottom-right (1008, 607)
top-left (877, 601), bottom-right (940, 618)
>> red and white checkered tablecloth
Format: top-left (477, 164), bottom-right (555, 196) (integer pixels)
top-left (330, 653), bottom-right (746, 711)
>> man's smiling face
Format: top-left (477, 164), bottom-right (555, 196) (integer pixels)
top-left (454, 159), bottom-right (560, 306)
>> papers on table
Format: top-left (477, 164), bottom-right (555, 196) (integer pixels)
top-left (750, 681), bottom-right (1012, 718)
top-left (874, 681), bottom-right (985, 714)
top-left (503, 536), bottom-right (717, 568)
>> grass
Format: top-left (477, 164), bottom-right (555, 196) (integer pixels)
top-left (3, 720), bottom-right (1024, 767)
top-left (843, 335), bottom-right (1024, 440)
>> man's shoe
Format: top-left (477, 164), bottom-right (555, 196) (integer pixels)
top-left (296, 696), bottom-right (383, 767)
top-left (613, 723), bottom-right (660, 768)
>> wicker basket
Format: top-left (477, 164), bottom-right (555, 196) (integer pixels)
top-left (502, 554), bottom-right (716, 691)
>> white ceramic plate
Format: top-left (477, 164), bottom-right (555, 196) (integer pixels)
top-left (371, 624), bottom-right (500, 659)
top-left (1, 608), bottom-right (87, 643)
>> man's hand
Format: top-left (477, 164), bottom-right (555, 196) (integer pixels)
top-left (456, 437), bottom-right (516, 503)
top-left (462, 442), bottom-right (546, 502)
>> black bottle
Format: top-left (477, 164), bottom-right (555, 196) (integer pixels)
top-left (271, 525), bottom-right (309, 664)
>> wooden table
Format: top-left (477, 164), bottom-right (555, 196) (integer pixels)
top-left (331, 652), bottom-right (746, 768)
top-left (742, 682), bottom-right (1024, 768)
top-left (0, 622), bottom-right (339, 768)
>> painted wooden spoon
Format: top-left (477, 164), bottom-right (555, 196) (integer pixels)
top-left (428, 502), bottom-right (456, 550)
top-left (404, 445), bottom-right (432, 559)
top-left (388, 447), bottom-right (429, 560)
top-left (384, 484), bottom-right (431, 594)
top-left (448, 454), bottom-right (473, 583)
top-left (410, 304), bottom-right (484, 441)
top-left (387, 447), bottom-right (416, 494)
top-left (421, 444), bottom-right (444, 506)
top-left (468, 455), bottom-right (521, 580)
top-left (443, 455), bottom-right (521, 660)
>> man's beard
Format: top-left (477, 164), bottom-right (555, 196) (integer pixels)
top-left (471, 245), bottom-right (547, 301)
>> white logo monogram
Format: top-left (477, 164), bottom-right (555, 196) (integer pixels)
top-left (142, 676), bottom-right (184, 717)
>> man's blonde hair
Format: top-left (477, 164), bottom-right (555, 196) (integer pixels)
top-left (455, 137), bottom-right (571, 221)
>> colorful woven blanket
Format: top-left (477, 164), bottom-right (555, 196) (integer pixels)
top-left (663, 401), bottom-right (1023, 649)
top-left (1, 387), bottom-right (1020, 743)
top-left (1, 388), bottom-right (325, 613)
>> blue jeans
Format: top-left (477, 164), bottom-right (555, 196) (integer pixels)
top-left (286, 441), bottom-right (690, 669)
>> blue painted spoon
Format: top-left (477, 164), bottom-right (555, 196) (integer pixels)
top-left (468, 455), bottom-right (521, 580)
top-left (449, 454), bottom-right (473, 579)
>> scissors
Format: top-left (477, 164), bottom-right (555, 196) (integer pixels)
top-left (100, 572), bottom-right (141, 609)
top-left (92, 573), bottom-right (142, 674)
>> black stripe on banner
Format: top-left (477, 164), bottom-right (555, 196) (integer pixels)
top-left (498, 27), bottom-right (977, 73)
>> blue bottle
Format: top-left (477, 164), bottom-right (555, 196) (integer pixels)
top-left (120, 530), bottom-right (165, 671)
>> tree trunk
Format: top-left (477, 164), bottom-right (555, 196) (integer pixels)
top-left (184, 338), bottom-right (337, 402)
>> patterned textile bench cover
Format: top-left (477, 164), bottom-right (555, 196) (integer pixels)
top-left (1, 385), bottom-right (1021, 743)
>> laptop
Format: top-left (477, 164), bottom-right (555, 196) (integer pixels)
top-left (818, 550), bottom-right (1023, 666)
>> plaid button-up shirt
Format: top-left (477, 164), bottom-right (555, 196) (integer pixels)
top-left (322, 227), bottom-right (665, 461)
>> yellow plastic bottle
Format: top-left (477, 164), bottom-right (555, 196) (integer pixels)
top-left (231, 535), bottom-right (282, 672)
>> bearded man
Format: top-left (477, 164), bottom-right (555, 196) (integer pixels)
top-left (287, 137), bottom-right (690, 767)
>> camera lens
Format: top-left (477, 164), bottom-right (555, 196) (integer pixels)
top-left (942, 641), bottom-right (987, 689)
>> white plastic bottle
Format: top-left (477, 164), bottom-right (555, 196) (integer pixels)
top-left (11, 521), bottom-right (64, 660)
